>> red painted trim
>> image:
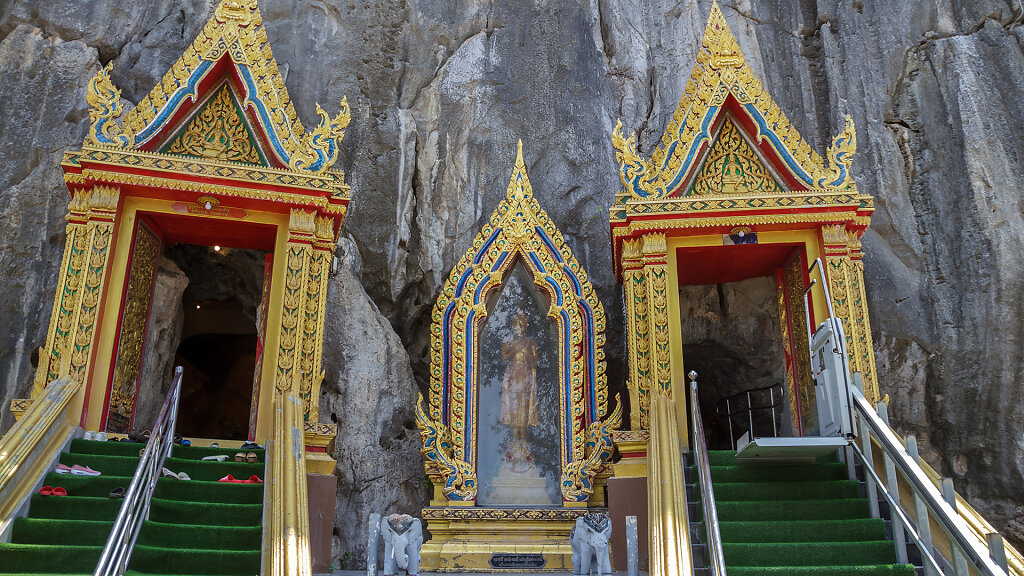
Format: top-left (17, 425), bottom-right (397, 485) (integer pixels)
top-left (620, 451), bottom-right (647, 458)
top-left (305, 446), bottom-right (327, 453)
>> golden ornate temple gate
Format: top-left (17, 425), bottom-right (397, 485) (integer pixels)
top-left (8, 1), bottom-right (349, 573)
top-left (606, 3), bottom-right (878, 574)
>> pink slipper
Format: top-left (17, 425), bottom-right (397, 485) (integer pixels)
top-left (218, 474), bottom-right (240, 483)
top-left (244, 475), bottom-right (263, 484)
top-left (55, 464), bottom-right (71, 474)
top-left (70, 465), bottom-right (101, 476)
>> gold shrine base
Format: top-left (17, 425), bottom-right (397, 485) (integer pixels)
top-left (420, 507), bottom-right (604, 572)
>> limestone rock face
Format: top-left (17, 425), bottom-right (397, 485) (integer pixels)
top-left (134, 258), bottom-right (188, 428)
top-left (319, 239), bottom-right (425, 567)
top-left (2, 0), bottom-right (1024, 561)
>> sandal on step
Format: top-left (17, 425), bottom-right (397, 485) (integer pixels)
top-left (202, 455), bottom-right (229, 462)
top-left (38, 486), bottom-right (54, 496)
top-left (234, 452), bottom-right (246, 463)
top-left (52, 487), bottom-right (67, 496)
top-left (246, 452), bottom-right (257, 463)
top-left (109, 487), bottom-right (125, 498)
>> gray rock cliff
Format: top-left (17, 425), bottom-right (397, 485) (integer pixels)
top-left (1, 0), bottom-right (1023, 563)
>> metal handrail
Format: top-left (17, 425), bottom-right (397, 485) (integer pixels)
top-left (847, 440), bottom-right (946, 575)
top-left (850, 387), bottom-right (1008, 576)
top-left (688, 371), bottom-right (727, 576)
top-left (94, 366), bottom-right (183, 576)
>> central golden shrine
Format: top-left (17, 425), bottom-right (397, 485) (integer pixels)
top-left (416, 142), bottom-right (621, 570)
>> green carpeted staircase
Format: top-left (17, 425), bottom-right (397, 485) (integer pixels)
top-left (690, 450), bottom-right (917, 576)
top-left (0, 438), bottom-right (265, 575)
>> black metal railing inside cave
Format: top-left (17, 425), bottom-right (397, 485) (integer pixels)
top-left (713, 382), bottom-right (785, 450)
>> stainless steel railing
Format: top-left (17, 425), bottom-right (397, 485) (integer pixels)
top-left (688, 371), bottom-right (727, 576)
top-left (94, 366), bottom-right (183, 576)
top-left (849, 385), bottom-right (1009, 576)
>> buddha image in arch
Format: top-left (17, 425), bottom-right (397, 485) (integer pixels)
top-left (500, 310), bottom-right (540, 471)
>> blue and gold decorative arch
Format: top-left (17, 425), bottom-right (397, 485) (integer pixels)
top-left (417, 141), bottom-right (620, 503)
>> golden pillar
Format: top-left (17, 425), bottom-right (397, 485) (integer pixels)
top-left (641, 234), bottom-right (672, 397)
top-left (267, 208), bottom-right (338, 576)
top-left (821, 225), bottom-right (879, 402)
top-left (34, 185), bottom-right (120, 395)
top-left (621, 232), bottom-right (673, 431)
top-left (621, 238), bottom-right (649, 430)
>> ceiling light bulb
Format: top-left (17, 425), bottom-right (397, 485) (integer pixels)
top-left (214, 245), bottom-right (221, 251)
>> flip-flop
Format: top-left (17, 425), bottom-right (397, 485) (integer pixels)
top-left (202, 455), bottom-right (228, 462)
top-left (234, 452), bottom-right (246, 463)
top-left (245, 475), bottom-right (263, 484)
top-left (246, 452), bottom-right (257, 463)
top-left (161, 468), bottom-right (178, 479)
top-left (109, 487), bottom-right (125, 498)
top-left (218, 474), bottom-right (240, 483)
top-left (38, 486), bottom-right (54, 496)
top-left (52, 487), bottom-right (67, 496)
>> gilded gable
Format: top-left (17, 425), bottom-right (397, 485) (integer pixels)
top-left (688, 119), bottom-right (782, 196)
top-left (163, 85), bottom-right (265, 166)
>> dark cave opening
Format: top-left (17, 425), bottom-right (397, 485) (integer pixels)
top-left (161, 244), bottom-right (268, 440)
top-left (679, 276), bottom-right (793, 450)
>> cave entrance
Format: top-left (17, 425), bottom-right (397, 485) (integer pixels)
top-left (99, 207), bottom-right (280, 441)
top-left (677, 242), bottom-right (817, 449)
top-left (167, 244), bottom-right (271, 441)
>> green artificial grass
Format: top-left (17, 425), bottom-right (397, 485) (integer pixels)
top-left (11, 518), bottom-right (114, 546)
top-left (727, 566), bottom-right (917, 576)
top-left (147, 498), bottom-right (263, 527)
top-left (129, 545), bottom-right (259, 575)
top-left (719, 518), bottom-right (888, 543)
top-left (0, 438), bottom-right (265, 575)
top-left (702, 450), bottom-right (916, 575)
top-left (713, 478), bottom-right (861, 500)
top-left (135, 522), bottom-right (262, 551)
top-left (0, 544), bottom-right (102, 573)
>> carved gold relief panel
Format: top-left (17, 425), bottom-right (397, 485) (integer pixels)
top-left (106, 223), bottom-right (161, 433)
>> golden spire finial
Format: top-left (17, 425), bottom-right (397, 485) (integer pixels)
top-left (507, 139), bottom-right (532, 201)
top-left (503, 139), bottom-right (535, 244)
